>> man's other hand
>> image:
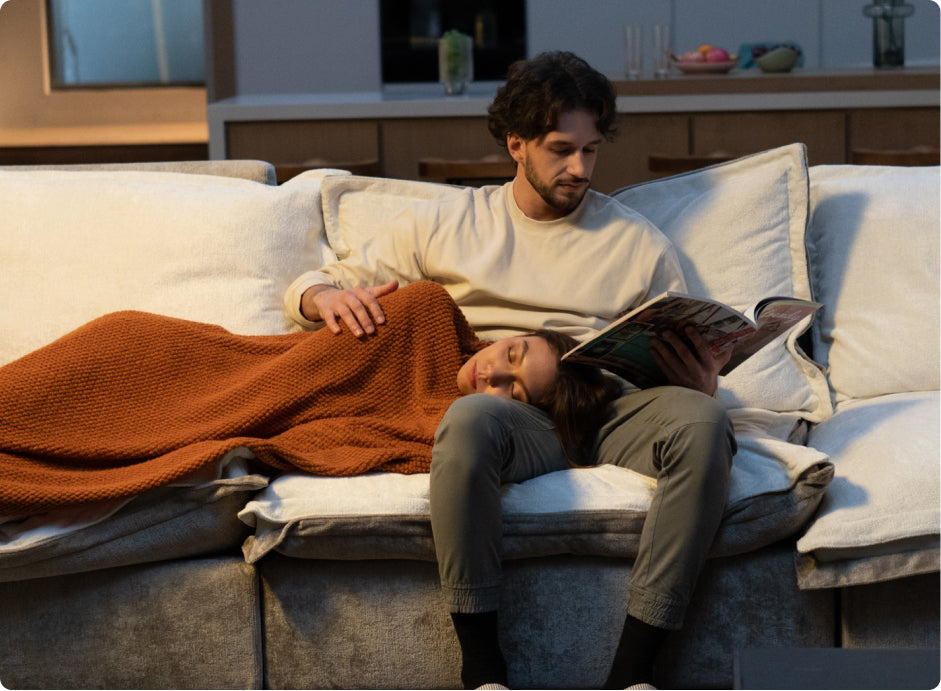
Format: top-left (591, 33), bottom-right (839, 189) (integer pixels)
top-left (650, 325), bottom-right (733, 396)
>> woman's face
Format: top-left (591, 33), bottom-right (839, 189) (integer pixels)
top-left (456, 335), bottom-right (558, 405)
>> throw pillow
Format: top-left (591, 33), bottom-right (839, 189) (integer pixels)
top-left (612, 143), bottom-right (831, 422)
top-left (321, 173), bottom-right (463, 259)
top-left (0, 169), bottom-right (334, 366)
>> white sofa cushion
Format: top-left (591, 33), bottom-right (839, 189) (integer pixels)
top-left (806, 164), bottom-right (941, 402)
top-left (321, 173), bottom-right (464, 260)
top-left (0, 169), bottom-right (335, 366)
top-left (612, 144), bottom-right (831, 422)
top-left (797, 391), bottom-right (940, 588)
top-left (237, 424), bottom-right (832, 564)
top-left (0, 449), bottom-right (267, 582)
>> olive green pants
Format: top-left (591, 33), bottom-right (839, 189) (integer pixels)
top-left (429, 386), bottom-right (734, 630)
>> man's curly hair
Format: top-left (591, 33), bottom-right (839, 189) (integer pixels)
top-left (487, 51), bottom-right (617, 149)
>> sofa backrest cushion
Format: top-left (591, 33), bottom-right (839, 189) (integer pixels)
top-left (0, 159), bottom-right (277, 185)
top-left (0, 168), bottom-right (334, 366)
top-left (321, 173), bottom-right (464, 260)
top-left (806, 164), bottom-right (940, 402)
top-left (613, 144), bottom-right (832, 422)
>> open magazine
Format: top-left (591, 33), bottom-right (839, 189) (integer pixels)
top-left (562, 291), bottom-right (821, 389)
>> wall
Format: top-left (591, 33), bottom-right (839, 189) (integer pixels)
top-left (0, 0), bottom-right (205, 130)
top-left (0, 0), bottom-right (937, 132)
top-left (228, 0), bottom-right (940, 96)
top-left (528, 0), bottom-right (940, 77)
top-left (232, 0), bottom-right (381, 95)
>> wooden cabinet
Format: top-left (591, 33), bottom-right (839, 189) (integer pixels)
top-left (848, 107), bottom-right (941, 152)
top-left (381, 117), bottom-right (497, 181)
top-left (691, 110), bottom-right (847, 164)
top-left (226, 120), bottom-right (380, 168)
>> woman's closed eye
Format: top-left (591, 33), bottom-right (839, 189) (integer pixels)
top-left (509, 342), bottom-right (531, 403)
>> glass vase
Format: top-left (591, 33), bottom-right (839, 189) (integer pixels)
top-left (863, 1), bottom-right (915, 68)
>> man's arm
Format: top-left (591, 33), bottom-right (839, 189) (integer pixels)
top-left (300, 280), bottom-right (399, 337)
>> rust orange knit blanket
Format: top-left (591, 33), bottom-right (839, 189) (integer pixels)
top-left (0, 282), bottom-right (485, 513)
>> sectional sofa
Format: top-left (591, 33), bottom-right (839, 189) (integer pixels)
top-left (0, 143), bottom-right (937, 689)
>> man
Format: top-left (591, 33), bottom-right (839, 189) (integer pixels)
top-left (285, 51), bottom-right (734, 690)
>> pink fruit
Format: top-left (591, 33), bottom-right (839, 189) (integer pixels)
top-left (680, 50), bottom-right (705, 63)
top-left (705, 47), bottom-right (730, 63)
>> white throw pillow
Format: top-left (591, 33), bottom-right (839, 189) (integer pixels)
top-left (797, 391), bottom-right (940, 587)
top-left (806, 164), bottom-right (940, 402)
top-left (321, 174), bottom-right (464, 259)
top-left (0, 169), bottom-right (335, 365)
top-left (612, 144), bottom-right (831, 422)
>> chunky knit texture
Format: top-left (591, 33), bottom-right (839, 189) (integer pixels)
top-left (0, 282), bottom-right (484, 513)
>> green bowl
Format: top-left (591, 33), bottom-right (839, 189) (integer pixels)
top-left (755, 47), bottom-right (800, 73)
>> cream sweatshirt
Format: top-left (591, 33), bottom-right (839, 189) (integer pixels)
top-left (284, 181), bottom-right (686, 342)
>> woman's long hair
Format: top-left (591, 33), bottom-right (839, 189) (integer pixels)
top-left (529, 329), bottom-right (623, 466)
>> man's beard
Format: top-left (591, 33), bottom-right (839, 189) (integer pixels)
top-left (524, 157), bottom-right (589, 216)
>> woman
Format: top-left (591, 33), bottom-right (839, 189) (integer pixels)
top-left (457, 327), bottom-right (620, 466)
top-left (0, 281), bottom-right (617, 515)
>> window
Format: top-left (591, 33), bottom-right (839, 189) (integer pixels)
top-left (46, 0), bottom-right (204, 89)
top-left (380, 0), bottom-right (526, 83)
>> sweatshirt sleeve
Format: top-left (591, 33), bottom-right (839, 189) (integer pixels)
top-left (650, 241), bottom-right (688, 296)
top-left (283, 203), bottom-right (431, 329)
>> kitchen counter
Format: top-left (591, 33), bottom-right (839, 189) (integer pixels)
top-left (207, 67), bottom-right (938, 159)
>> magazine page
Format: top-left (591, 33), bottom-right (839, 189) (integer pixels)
top-left (564, 293), bottom-right (754, 388)
top-left (564, 293), bottom-right (820, 388)
top-left (727, 299), bottom-right (821, 368)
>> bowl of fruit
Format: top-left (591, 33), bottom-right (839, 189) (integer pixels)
top-left (671, 45), bottom-right (739, 74)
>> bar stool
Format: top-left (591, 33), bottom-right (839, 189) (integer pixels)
top-left (418, 155), bottom-right (516, 186)
top-left (647, 152), bottom-right (736, 178)
top-left (850, 146), bottom-right (940, 167)
top-left (275, 158), bottom-right (380, 184)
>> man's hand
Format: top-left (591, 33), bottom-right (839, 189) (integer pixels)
top-left (300, 281), bottom-right (399, 337)
top-left (650, 325), bottom-right (732, 396)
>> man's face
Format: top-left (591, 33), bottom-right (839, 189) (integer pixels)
top-left (508, 108), bottom-right (603, 221)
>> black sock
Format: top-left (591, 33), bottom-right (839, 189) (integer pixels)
top-left (603, 615), bottom-right (670, 689)
top-left (450, 611), bottom-right (508, 689)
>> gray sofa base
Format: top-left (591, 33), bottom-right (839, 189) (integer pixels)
top-left (259, 542), bottom-right (835, 690)
top-left (0, 556), bottom-right (263, 690)
top-left (0, 547), bottom-right (938, 689)
top-left (840, 573), bottom-right (941, 649)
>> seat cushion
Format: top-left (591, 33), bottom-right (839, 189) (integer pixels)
top-left (797, 391), bottom-right (940, 588)
top-left (239, 420), bottom-right (832, 563)
top-left (0, 449), bottom-right (266, 582)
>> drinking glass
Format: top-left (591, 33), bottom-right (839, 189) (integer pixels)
top-left (652, 24), bottom-right (671, 78)
top-left (624, 24), bottom-right (642, 79)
